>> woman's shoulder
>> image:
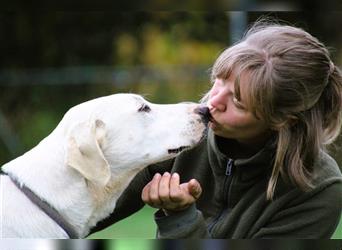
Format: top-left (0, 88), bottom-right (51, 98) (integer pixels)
top-left (312, 151), bottom-right (342, 186)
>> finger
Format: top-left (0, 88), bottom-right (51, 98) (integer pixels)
top-left (169, 173), bottom-right (184, 202)
top-left (188, 179), bottom-right (202, 199)
top-left (141, 181), bottom-right (152, 203)
top-left (149, 173), bottom-right (162, 206)
top-left (159, 172), bottom-right (171, 203)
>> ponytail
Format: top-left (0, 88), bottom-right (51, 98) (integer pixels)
top-left (320, 65), bottom-right (342, 145)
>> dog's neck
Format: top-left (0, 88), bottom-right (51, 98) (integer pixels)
top-left (2, 131), bottom-right (144, 238)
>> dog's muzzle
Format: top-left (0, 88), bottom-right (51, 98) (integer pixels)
top-left (167, 106), bottom-right (211, 155)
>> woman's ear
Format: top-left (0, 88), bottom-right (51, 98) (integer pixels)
top-left (66, 119), bottom-right (111, 186)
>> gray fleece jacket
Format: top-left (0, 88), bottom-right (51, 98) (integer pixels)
top-left (91, 129), bottom-right (342, 238)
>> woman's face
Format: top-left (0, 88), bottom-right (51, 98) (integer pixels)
top-left (208, 73), bottom-right (270, 146)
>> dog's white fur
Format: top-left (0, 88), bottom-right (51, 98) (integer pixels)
top-left (0, 93), bottom-right (207, 238)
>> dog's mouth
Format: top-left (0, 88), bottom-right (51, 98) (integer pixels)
top-left (168, 146), bottom-right (190, 154)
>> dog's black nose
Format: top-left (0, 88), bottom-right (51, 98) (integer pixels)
top-left (195, 106), bottom-right (211, 124)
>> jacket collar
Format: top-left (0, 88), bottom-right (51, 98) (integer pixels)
top-left (207, 128), bottom-right (276, 181)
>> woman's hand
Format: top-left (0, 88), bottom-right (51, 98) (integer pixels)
top-left (141, 172), bottom-right (202, 215)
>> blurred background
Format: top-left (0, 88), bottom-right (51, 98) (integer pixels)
top-left (0, 11), bottom-right (341, 243)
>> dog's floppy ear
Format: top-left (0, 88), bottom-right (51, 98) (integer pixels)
top-left (66, 119), bottom-right (110, 186)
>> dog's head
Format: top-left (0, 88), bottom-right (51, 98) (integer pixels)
top-left (64, 94), bottom-right (208, 187)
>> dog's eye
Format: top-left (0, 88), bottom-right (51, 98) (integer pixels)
top-left (138, 104), bottom-right (151, 113)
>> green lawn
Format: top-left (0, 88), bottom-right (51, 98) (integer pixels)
top-left (88, 207), bottom-right (342, 239)
top-left (332, 216), bottom-right (342, 239)
top-left (88, 206), bottom-right (157, 239)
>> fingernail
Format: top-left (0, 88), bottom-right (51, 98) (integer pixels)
top-left (163, 172), bottom-right (170, 177)
top-left (172, 173), bottom-right (179, 178)
top-left (154, 173), bottom-right (161, 179)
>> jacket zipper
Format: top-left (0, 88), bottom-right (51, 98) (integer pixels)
top-left (225, 158), bottom-right (234, 176)
top-left (208, 158), bottom-right (234, 234)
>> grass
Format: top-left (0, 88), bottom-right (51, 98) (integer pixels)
top-left (87, 206), bottom-right (157, 239)
top-left (88, 207), bottom-right (342, 239)
top-left (332, 216), bottom-right (342, 239)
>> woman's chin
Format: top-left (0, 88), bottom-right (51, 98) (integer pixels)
top-left (209, 122), bottom-right (232, 138)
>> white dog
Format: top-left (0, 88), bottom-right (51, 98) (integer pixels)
top-left (0, 93), bottom-right (209, 238)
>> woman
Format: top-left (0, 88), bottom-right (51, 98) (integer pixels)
top-left (91, 21), bottom-right (342, 238)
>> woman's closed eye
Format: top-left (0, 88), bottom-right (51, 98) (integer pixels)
top-left (232, 97), bottom-right (246, 110)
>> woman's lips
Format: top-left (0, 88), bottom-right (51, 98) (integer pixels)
top-left (208, 115), bottom-right (218, 128)
top-left (208, 109), bottom-right (216, 123)
top-left (208, 110), bottom-right (222, 130)
top-left (208, 106), bottom-right (216, 121)
top-left (208, 106), bottom-right (220, 127)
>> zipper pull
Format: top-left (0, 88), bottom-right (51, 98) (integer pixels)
top-left (226, 159), bottom-right (234, 176)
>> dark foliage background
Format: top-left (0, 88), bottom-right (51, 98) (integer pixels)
top-left (0, 11), bottom-right (341, 166)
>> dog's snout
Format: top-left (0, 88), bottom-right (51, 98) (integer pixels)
top-left (194, 106), bottom-right (211, 124)
top-left (196, 106), bottom-right (210, 116)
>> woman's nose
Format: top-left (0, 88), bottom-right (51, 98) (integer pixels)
top-left (208, 92), bottom-right (227, 112)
